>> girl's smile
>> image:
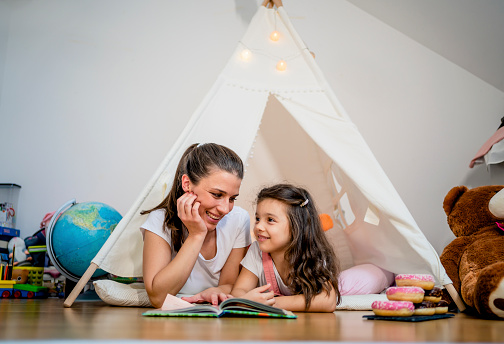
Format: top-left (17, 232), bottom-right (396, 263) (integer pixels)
top-left (256, 234), bottom-right (270, 242)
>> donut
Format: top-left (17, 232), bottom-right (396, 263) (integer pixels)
top-left (423, 287), bottom-right (442, 302)
top-left (386, 286), bottom-right (424, 303)
top-left (371, 300), bottom-right (414, 317)
top-left (395, 274), bottom-right (435, 290)
top-left (413, 301), bottom-right (436, 315)
top-left (434, 300), bottom-right (449, 314)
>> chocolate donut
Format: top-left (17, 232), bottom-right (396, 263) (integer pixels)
top-left (423, 287), bottom-right (442, 302)
top-left (434, 300), bottom-right (449, 314)
top-left (413, 300), bottom-right (436, 316)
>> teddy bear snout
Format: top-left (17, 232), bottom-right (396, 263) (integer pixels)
top-left (488, 188), bottom-right (504, 219)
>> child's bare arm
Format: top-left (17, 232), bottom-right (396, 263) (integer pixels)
top-left (231, 268), bottom-right (276, 305)
top-left (230, 267), bottom-right (258, 296)
top-left (273, 283), bottom-right (337, 312)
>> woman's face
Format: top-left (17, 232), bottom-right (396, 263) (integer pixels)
top-left (185, 169), bottom-right (242, 230)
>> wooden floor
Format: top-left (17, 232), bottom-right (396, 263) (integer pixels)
top-left (1, 297), bottom-right (503, 342)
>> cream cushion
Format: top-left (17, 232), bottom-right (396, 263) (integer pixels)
top-left (93, 280), bottom-right (151, 307)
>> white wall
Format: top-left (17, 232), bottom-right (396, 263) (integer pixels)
top-left (1, 0), bottom-right (503, 256)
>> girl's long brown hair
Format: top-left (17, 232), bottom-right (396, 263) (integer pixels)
top-left (256, 183), bottom-right (341, 309)
top-left (141, 143), bottom-right (244, 251)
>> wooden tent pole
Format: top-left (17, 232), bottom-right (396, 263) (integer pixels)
top-left (63, 263), bottom-right (98, 308)
top-left (444, 283), bottom-right (466, 312)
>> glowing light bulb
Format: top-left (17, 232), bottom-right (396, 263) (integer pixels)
top-left (270, 30), bottom-right (280, 41)
top-left (276, 60), bottom-right (287, 71)
top-left (240, 49), bottom-right (251, 61)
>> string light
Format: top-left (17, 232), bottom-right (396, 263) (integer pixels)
top-left (270, 30), bottom-right (280, 42)
top-left (240, 49), bottom-right (252, 61)
top-left (276, 60), bottom-right (287, 71)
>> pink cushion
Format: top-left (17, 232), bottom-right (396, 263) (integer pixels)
top-left (339, 264), bottom-right (394, 295)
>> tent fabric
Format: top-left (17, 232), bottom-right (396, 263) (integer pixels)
top-left (90, 5), bottom-right (451, 289)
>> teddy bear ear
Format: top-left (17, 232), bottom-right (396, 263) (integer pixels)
top-left (443, 186), bottom-right (468, 216)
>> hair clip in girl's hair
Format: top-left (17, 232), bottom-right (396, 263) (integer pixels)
top-left (299, 199), bottom-right (309, 207)
top-left (197, 143), bottom-right (205, 148)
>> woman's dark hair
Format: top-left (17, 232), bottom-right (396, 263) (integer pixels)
top-left (141, 143), bottom-right (244, 251)
top-left (256, 183), bottom-right (341, 309)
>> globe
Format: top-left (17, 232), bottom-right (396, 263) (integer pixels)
top-left (47, 200), bottom-right (122, 282)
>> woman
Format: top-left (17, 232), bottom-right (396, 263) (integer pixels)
top-left (140, 143), bottom-right (251, 308)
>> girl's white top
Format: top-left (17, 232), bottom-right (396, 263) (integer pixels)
top-left (240, 241), bottom-right (293, 296)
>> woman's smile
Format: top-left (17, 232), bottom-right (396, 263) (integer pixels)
top-left (206, 210), bottom-right (222, 222)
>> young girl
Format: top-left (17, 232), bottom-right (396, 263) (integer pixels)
top-left (231, 183), bottom-right (341, 312)
top-left (140, 143), bottom-right (251, 308)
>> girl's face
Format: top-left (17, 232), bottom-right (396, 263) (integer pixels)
top-left (254, 198), bottom-right (291, 255)
top-left (185, 169), bottom-right (242, 231)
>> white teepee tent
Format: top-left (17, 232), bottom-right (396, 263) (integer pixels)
top-left (64, 3), bottom-right (463, 310)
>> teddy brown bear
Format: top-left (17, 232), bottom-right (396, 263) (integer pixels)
top-left (440, 185), bottom-right (504, 319)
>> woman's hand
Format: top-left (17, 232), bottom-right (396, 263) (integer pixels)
top-left (177, 192), bottom-right (207, 238)
top-left (241, 284), bottom-right (276, 306)
top-left (181, 287), bottom-right (232, 306)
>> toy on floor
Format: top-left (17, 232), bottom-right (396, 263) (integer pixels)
top-left (0, 280), bottom-right (48, 299)
top-left (8, 237), bottom-right (32, 266)
top-left (0, 280), bottom-right (16, 298)
top-left (440, 185), bottom-right (504, 319)
top-left (0, 263), bottom-right (49, 299)
top-left (12, 267), bottom-right (29, 283)
top-left (24, 211), bottom-right (56, 249)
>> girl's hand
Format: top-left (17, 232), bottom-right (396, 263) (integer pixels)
top-left (241, 284), bottom-right (276, 306)
top-left (177, 192), bottom-right (207, 238)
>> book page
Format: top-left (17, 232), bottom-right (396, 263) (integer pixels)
top-left (220, 298), bottom-right (286, 315)
top-left (161, 294), bottom-right (195, 310)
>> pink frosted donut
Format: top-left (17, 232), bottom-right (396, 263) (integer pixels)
top-left (395, 274), bottom-right (435, 290)
top-left (386, 286), bottom-right (424, 303)
top-left (371, 300), bottom-right (414, 317)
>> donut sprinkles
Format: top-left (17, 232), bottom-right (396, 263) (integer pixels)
top-left (371, 301), bottom-right (415, 317)
top-left (395, 273), bottom-right (435, 290)
top-left (386, 286), bottom-right (425, 303)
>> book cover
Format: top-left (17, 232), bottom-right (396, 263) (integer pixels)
top-left (142, 295), bottom-right (297, 319)
top-left (0, 227), bottom-right (20, 237)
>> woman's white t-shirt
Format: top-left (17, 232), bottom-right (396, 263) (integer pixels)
top-left (240, 241), bottom-right (292, 296)
top-left (140, 206), bottom-right (251, 296)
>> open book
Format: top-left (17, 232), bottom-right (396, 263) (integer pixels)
top-left (142, 294), bottom-right (296, 319)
